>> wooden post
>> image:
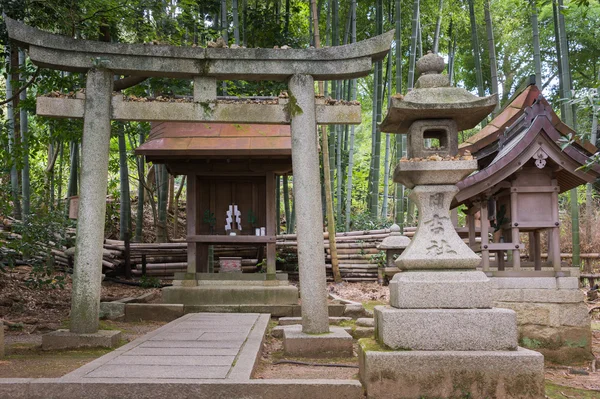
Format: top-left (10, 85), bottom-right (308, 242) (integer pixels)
top-left (533, 230), bottom-right (542, 271)
top-left (124, 233), bottom-right (131, 279)
top-left (551, 181), bottom-right (561, 271)
top-left (265, 171), bottom-right (277, 280)
top-left (467, 211), bottom-right (476, 248)
top-left (510, 188), bottom-right (521, 270)
top-left (480, 201), bottom-right (490, 272)
top-left (528, 232), bottom-right (536, 261)
top-left (186, 174), bottom-right (200, 275)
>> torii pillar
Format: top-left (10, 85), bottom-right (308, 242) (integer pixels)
top-left (43, 68), bottom-right (122, 349)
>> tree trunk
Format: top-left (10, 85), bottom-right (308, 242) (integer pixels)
top-left (233, 0), bottom-right (240, 45)
top-left (408, 0), bottom-right (419, 89)
top-left (67, 141), bottom-right (79, 216)
top-left (19, 49), bottom-right (30, 218)
top-left (118, 123), bottom-right (132, 241)
top-left (432, 0), bottom-right (443, 53)
top-left (311, 0), bottom-right (342, 283)
top-left (368, 0), bottom-right (384, 218)
top-left (448, 18), bottom-right (456, 85)
top-left (468, 0), bottom-right (485, 99)
top-left (276, 175), bottom-right (281, 234)
top-left (531, 0), bottom-right (542, 88)
top-left (345, 0), bottom-right (357, 231)
top-left (382, 52), bottom-right (393, 220)
top-left (5, 47), bottom-right (21, 220)
top-left (283, 174), bottom-right (291, 233)
top-left (555, 0), bottom-right (578, 267)
top-left (173, 175), bottom-right (186, 238)
top-left (135, 127), bottom-right (146, 242)
top-left (484, 0), bottom-right (500, 115)
top-left (221, 0), bottom-right (228, 95)
top-left (156, 164), bottom-right (169, 243)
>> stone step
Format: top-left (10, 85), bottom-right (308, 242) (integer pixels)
top-left (375, 306), bottom-right (518, 351)
top-left (359, 345), bottom-right (544, 399)
top-left (278, 316), bottom-right (352, 326)
top-left (356, 318), bottom-right (374, 327)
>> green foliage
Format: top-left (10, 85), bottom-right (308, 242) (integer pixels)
top-left (370, 250), bottom-right (387, 267)
top-left (0, 200), bottom-right (72, 289)
top-left (520, 337), bottom-right (543, 349)
top-left (256, 252), bottom-right (285, 273)
top-left (139, 275), bottom-right (161, 288)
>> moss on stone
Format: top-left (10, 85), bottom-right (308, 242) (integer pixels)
top-left (359, 337), bottom-right (397, 352)
top-left (284, 93), bottom-right (303, 118)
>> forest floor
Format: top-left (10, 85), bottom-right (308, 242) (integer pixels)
top-left (1, 270), bottom-right (599, 396)
top-left (0, 266), bottom-right (164, 378)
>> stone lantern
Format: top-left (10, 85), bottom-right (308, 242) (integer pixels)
top-left (376, 224), bottom-right (410, 284)
top-left (358, 52), bottom-right (545, 399)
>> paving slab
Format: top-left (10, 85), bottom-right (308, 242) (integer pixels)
top-left (62, 312), bottom-right (269, 382)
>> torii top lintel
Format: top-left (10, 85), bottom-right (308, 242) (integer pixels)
top-left (5, 17), bottom-right (393, 81)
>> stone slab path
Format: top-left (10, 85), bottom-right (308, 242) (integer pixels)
top-left (62, 313), bottom-right (269, 382)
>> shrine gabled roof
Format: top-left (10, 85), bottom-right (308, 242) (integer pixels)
top-left (135, 122), bottom-right (291, 161)
top-left (454, 94), bottom-right (600, 207)
top-left (459, 84), bottom-right (597, 155)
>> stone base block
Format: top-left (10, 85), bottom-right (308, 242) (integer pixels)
top-left (273, 325), bottom-right (353, 339)
top-left (495, 301), bottom-right (590, 328)
top-left (390, 271), bottom-right (492, 308)
top-left (375, 306), bottom-right (517, 350)
top-left (99, 302), bottom-right (125, 320)
top-left (494, 288), bottom-right (584, 303)
top-left (283, 325), bottom-right (353, 357)
top-left (279, 316), bottom-right (352, 326)
top-left (356, 318), bottom-right (374, 327)
top-left (343, 303), bottom-right (371, 319)
top-left (351, 327), bottom-right (374, 339)
top-left (162, 284), bottom-right (299, 306)
top-left (359, 343), bottom-right (545, 399)
top-left (125, 303), bottom-right (184, 322)
top-left (42, 330), bottom-right (121, 350)
top-left (492, 276), bottom-right (579, 290)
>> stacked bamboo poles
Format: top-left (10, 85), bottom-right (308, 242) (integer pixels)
top-left (277, 228), bottom-right (392, 282)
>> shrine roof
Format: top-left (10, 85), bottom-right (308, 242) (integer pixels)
top-left (454, 86), bottom-right (600, 206)
top-left (135, 122), bottom-right (291, 161)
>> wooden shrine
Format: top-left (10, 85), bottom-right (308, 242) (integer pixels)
top-left (136, 122), bottom-right (292, 279)
top-left (455, 83), bottom-right (600, 276)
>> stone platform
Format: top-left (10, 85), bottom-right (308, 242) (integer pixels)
top-left (491, 275), bottom-right (593, 364)
top-left (359, 342), bottom-right (545, 399)
top-left (42, 330), bottom-right (122, 350)
top-left (163, 279), bottom-right (299, 306)
top-left (62, 313), bottom-right (269, 381)
top-left (282, 325), bottom-right (353, 358)
top-left (0, 313), bottom-right (365, 398)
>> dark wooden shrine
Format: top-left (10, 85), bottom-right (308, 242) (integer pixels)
top-left (136, 122), bottom-right (292, 279)
top-left (455, 83), bottom-right (600, 276)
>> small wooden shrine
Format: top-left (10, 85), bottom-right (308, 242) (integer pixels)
top-left (136, 121), bottom-right (292, 279)
top-left (455, 82), bottom-right (600, 275)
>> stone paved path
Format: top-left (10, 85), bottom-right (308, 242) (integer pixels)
top-left (62, 313), bottom-right (269, 382)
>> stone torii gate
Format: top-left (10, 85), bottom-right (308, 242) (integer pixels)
top-left (5, 17), bottom-right (393, 347)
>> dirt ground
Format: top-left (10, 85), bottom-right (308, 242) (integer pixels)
top-left (253, 322), bottom-right (359, 380)
top-left (0, 266), bottom-right (164, 378)
top-left (0, 319), bottom-right (165, 378)
top-left (0, 266), bottom-right (160, 332)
